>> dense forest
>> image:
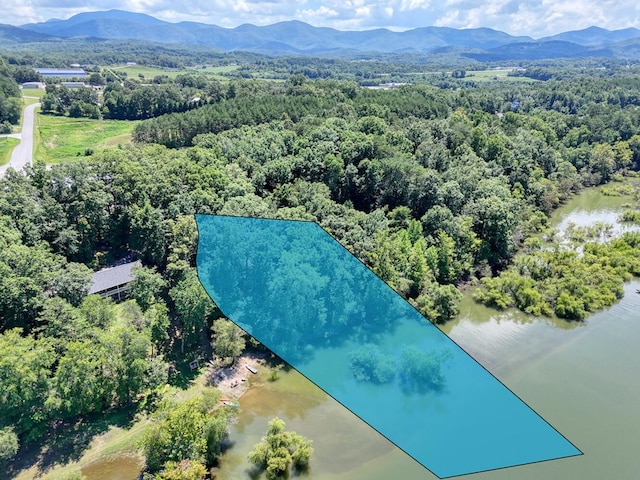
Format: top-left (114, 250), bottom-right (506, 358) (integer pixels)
top-left (2, 55), bottom-right (640, 477)
top-left (0, 58), bottom-right (22, 132)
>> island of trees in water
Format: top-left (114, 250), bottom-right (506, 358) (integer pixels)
top-left (2, 52), bottom-right (640, 478)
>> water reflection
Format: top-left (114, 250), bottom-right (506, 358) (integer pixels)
top-left (217, 369), bottom-right (419, 479)
top-left (197, 215), bottom-right (580, 477)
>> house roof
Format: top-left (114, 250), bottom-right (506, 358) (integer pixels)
top-left (88, 261), bottom-right (140, 294)
top-left (35, 68), bottom-right (86, 75)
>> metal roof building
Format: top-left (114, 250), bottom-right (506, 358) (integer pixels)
top-left (35, 68), bottom-right (87, 78)
top-left (89, 260), bottom-right (140, 301)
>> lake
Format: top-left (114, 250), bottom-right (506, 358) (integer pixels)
top-left (216, 184), bottom-right (640, 479)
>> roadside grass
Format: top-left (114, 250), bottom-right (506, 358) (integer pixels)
top-left (15, 90), bottom-right (45, 131)
top-left (34, 113), bottom-right (137, 164)
top-left (0, 137), bottom-right (19, 166)
top-left (0, 137), bottom-right (20, 165)
top-left (22, 96), bottom-right (41, 107)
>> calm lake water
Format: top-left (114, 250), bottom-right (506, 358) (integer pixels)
top-left (216, 184), bottom-right (640, 480)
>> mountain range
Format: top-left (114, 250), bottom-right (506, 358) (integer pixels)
top-left (2, 10), bottom-right (640, 60)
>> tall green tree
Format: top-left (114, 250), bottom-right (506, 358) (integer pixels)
top-left (0, 330), bottom-right (55, 439)
top-left (170, 271), bottom-right (215, 353)
top-left (211, 319), bottom-right (246, 364)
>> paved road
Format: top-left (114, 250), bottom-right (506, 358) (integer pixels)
top-left (0, 102), bottom-right (40, 177)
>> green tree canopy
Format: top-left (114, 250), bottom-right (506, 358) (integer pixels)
top-left (247, 417), bottom-right (313, 479)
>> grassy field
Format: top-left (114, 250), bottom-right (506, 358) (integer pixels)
top-left (34, 113), bottom-right (137, 164)
top-left (465, 69), bottom-right (538, 82)
top-left (107, 64), bottom-right (239, 81)
top-left (0, 137), bottom-right (19, 166)
top-left (186, 64), bottom-right (240, 79)
top-left (109, 64), bottom-right (184, 80)
top-left (22, 88), bottom-right (46, 100)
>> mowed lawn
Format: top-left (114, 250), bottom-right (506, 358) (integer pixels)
top-left (0, 137), bottom-right (19, 166)
top-left (34, 114), bottom-right (138, 164)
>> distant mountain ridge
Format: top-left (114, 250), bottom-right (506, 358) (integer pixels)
top-left (7, 10), bottom-right (640, 59)
top-left (0, 23), bottom-right (62, 44)
top-left (540, 26), bottom-right (640, 46)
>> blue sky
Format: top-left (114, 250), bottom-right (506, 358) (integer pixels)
top-left (3, 0), bottom-right (640, 37)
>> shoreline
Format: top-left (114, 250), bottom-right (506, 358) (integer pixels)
top-left (207, 350), bottom-right (272, 398)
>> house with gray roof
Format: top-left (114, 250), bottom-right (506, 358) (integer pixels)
top-left (88, 260), bottom-right (140, 301)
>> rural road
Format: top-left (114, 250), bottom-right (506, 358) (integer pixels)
top-left (0, 102), bottom-right (40, 177)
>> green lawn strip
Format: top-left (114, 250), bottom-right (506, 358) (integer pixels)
top-left (0, 137), bottom-right (19, 166)
top-left (16, 92), bottom-right (45, 131)
top-left (35, 114), bottom-right (137, 164)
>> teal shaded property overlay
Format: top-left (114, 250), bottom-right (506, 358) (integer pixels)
top-left (196, 215), bottom-right (581, 478)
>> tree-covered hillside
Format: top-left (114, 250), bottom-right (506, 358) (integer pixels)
top-left (0, 58), bottom-right (21, 132)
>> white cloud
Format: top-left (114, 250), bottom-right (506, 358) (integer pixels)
top-left (2, 0), bottom-right (640, 37)
top-left (298, 5), bottom-right (339, 24)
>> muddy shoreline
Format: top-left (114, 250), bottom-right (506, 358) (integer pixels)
top-left (207, 350), bottom-right (273, 398)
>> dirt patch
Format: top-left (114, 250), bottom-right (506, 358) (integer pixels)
top-left (44, 134), bottom-right (57, 149)
top-left (208, 351), bottom-right (271, 398)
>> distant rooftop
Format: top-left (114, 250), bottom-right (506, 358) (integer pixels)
top-left (88, 260), bottom-right (140, 295)
top-left (35, 68), bottom-right (87, 77)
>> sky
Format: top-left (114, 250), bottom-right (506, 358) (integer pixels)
top-left (3, 0), bottom-right (640, 38)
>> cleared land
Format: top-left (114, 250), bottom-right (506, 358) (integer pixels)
top-left (34, 114), bottom-right (137, 164)
top-left (108, 64), bottom-right (239, 81)
top-left (0, 137), bottom-right (19, 166)
top-left (465, 69), bottom-right (538, 82)
top-left (22, 88), bottom-right (46, 100)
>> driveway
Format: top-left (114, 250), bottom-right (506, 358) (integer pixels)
top-left (0, 102), bottom-right (40, 177)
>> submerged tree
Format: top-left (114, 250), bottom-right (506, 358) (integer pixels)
top-left (247, 417), bottom-right (313, 479)
top-left (348, 344), bottom-right (396, 384)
